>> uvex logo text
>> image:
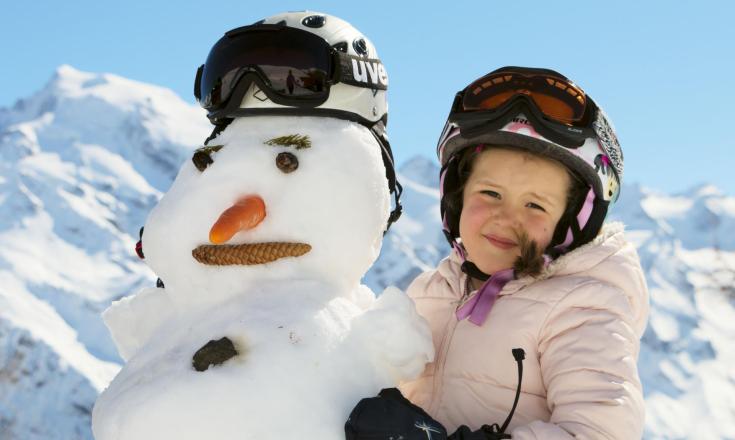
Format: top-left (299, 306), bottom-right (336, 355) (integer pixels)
top-left (351, 59), bottom-right (388, 88)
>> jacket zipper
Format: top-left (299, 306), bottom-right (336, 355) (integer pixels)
top-left (457, 275), bottom-right (474, 307)
top-left (429, 275), bottom-right (472, 415)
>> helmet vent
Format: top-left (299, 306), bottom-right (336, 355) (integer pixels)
top-left (353, 38), bottom-right (368, 56)
top-left (302, 15), bottom-right (326, 28)
top-left (275, 19), bottom-right (287, 26)
top-left (332, 42), bottom-right (348, 53)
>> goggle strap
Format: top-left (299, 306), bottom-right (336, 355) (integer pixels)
top-left (335, 53), bottom-right (388, 91)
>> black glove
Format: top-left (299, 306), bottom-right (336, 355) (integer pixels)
top-left (448, 424), bottom-right (511, 440)
top-left (347, 349), bottom-right (524, 440)
top-left (345, 388), bottom-right (448, 440)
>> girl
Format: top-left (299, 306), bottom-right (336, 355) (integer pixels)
top-left (397, 67), bottom-right (650, 439)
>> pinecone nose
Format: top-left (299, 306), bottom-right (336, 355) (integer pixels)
top-left (209, 195), bottom-right (266, 244)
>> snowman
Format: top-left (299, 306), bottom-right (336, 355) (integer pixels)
top-left (92, 11), bottom-right (434, 440)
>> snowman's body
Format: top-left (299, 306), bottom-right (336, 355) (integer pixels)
top-left (92, 117), bottom-right (433, 440)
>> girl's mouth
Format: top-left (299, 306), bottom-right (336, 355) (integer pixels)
top-left (485, 234), bottom-right (517, 250)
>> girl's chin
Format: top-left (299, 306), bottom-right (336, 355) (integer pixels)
top-left (464, 246), bottom-right (518, 275)
top-left (473, 257), bottom-right (516, 276)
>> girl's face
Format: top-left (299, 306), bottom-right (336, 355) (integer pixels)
top-left (459, 147), bottom-right (570, 276)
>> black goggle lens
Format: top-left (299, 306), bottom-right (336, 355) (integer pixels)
top-left (198, 26), bottom-right (332, 109)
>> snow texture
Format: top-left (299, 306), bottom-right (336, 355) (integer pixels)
top-left (92, 115), bottom-right (434, 439)
top-left (2, 66), bottom-right (735, 439)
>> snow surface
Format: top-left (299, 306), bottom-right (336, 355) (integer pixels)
top-left (2, 66), bottom-right (735, 439)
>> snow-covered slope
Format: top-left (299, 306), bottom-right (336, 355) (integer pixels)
top-left (0, 66), bottom-right (211, 439)
top-left (1, 67), bottom-right (734, 439)
top-left (608, 184), bottom-right (735, 440)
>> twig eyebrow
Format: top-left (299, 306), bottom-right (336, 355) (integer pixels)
top-left (264, 134), bottom-right (312, 150)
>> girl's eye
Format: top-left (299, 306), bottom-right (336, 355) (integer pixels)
top-left (276, 152), bottom-right (299, 173)
top-left (526, 202), bottom-right (546, 212)
top-left (481, 190), bottom-right (501, 199)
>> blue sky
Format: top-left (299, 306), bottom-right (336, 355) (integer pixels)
top-left (2, 0), bottom-right (734, 194)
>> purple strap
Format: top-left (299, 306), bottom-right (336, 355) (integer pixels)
top-left (456, 268), bottom-right (515, 326)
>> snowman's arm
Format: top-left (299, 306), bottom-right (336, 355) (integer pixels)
top-left (350, 286), bottom-right (434, 383)
top-left (103, 286), bottom-right (175, 361)
top-left (349, 283), bottom-right (377, 310)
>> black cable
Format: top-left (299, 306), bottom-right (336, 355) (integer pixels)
top-left (499, 348), bottom-right (526, 434)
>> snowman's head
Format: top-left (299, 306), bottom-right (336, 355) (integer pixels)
top-left (142, 116), bottom-right (390, 305)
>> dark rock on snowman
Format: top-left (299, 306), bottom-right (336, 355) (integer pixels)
top-left (92, 11), bottom-right (434, 440)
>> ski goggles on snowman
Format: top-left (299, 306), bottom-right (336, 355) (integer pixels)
top-left (194, 24), bottom-right (388, 123)
top-left (447, 66), bottom-right (607, 148)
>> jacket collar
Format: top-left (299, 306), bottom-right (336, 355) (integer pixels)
top-left (444, 222), bottom-right (629, 298)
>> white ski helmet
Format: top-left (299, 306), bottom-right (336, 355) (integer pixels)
top-left (194, 11), bottom-right (388, 127)
top-left (193, 11), bottom-right (402, 228)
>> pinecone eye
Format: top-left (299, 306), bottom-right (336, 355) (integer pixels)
top-left (192, 145), bottom-right (224, 172)
top-left (276, 152), bottom-right (298, 173)
top-left (192, 151), bottom-right (213, 171)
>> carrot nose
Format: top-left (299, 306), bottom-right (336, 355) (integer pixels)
top-left (209, 195), bottom-right (266, 244)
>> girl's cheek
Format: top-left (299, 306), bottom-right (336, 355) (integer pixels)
top-left (526, 217), bottom-right (557, 247)
top-left (461, 199), bottom-right (491, 226)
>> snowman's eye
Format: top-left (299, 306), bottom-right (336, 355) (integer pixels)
top-left (192, 151), bottom-right (213, 172)
top-left (192, 145), bottom-right (223, 172)
top-left (276, 152), bottom-right (298, 173)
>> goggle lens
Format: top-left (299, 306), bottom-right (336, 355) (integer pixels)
top-left (462, 72), bottom-right (587, 125)
top-left (198, 27), bottom-right (332, 109)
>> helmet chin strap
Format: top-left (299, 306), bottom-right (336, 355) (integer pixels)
top-left (553, 188), bottom-right (596, 253)
top-left (461, 260), bottom-right (490, 282)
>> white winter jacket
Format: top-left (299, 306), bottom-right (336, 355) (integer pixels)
top-left (399, 223), bottom-right (650, 439)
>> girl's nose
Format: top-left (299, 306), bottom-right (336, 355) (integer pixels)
top-left (209, 195), bottom-right (266, 244)
top-left (492, 204), bottom-right (520, 227)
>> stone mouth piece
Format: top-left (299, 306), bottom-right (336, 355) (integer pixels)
top-left (192, 242), bottom-right (311, 266)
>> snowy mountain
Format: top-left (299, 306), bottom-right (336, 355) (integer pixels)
top-left (0, 66), bottom-right (211, 439)
top-left (1, 67), bottom-right (734, 439)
